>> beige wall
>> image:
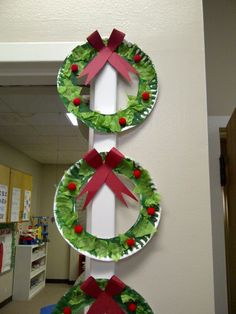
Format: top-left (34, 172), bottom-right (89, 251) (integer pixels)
top-left (40, 164), bottom-right (70, 279)
top-left (0, 140), bottom-right (42, 217)
top-left (0, 0), bottom-right (215, 313)
top-left (0, 140), bottom-right (42, 303)
top-left (204, 0), bottom-right (236, 116)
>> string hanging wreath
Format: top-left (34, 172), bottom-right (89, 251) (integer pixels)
top-left (57, 29), bottom-right (158, 133)
top-left (54, 148), bottom-right (161, 261)
top-left (52, 275), bottom-right (154, 314)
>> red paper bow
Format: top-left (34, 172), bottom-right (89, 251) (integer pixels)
top-left (79, 29), bottom-right (138, 85)
top-left (80, 275), bottom-right (125, 314)
top-left (77, 147), bottom-right (137, 209)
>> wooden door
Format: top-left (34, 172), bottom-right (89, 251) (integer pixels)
top-left (224, 108), bottom-right (236, 314)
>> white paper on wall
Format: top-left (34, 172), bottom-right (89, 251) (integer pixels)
top-left (10, 187), bottom-right (21, 222)
top-left (0, 228), bottom-right (12, 273)
top-left (0, 184), bottom-right (8, 223)
top-left (22, 190), bottom-right (31, 221)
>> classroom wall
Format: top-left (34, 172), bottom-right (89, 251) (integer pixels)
top-left (40, 164), bottom-right (70, 280)
top-left (0, 1), bottom-right (215, 313)
top-left (0, 140), bottom-right (42, 217)
top-left (0, 140), bottom-right (42, 303)
top-left (203, 0), bottom-right (236, 117)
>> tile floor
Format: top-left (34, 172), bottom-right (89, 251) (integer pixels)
top-left (0, 283), bottom-right (71, 314)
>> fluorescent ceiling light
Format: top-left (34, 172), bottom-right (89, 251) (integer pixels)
top-left (66, 113), bottom-right (78, 126)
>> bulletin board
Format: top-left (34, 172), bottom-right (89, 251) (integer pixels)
top-left (0, 165), bottom-right (10, 223)
top-left (0, 165), bottom-right (33, 223)
top-left (0, 223), bottom-right (15, 274)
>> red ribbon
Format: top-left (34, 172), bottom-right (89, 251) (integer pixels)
top-left (77, 147), bottom-right (137, 209)
top-left (80, 275), bottom-right (126, 314)
top-left (79, 29), bottom-right (138, 85)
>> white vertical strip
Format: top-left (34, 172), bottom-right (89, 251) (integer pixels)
top-left (86, 63), bottom-right (117, 278)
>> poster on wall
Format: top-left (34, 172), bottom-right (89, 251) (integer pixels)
top-left (22, 190), bottom-right (31, 221)
top-left (10, 187), bottom-right (21, 222)
top-left (0, 184), bottom-right (8, 223)
top-left (0, 228), bottom-right (12, 273)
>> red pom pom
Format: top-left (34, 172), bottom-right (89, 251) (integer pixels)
top-left (128, 303), bottom-right (137, 312)
top-left (119, 117), bottom-right (126, 126)
top-left (73, 98), bottom-right (81, 106)
top-left (74, 224), bottom-right (83, 234)
top-left (71, 64), bottom-right (79, 73)
top-left (67, 182), bottom-right (76, 191)
top-left (142, 91), bottom-right (150, 101)
top-left (133, 169), bottom-right (141, 179)
top-left (133, 54), bottom-right (142, 63)
top-left (147, 207), bottom-right (155, 216)
top-left (63, 307), bottom-right (72, 314)
top-left (126, 238), bottom-right (135, 247)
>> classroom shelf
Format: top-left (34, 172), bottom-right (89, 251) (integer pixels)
top-left (29, 281), bottom-right (45, 299)
top-left (13, 243), bottom-right (47, 300)
top-left (30, 265), bottom-right (46, 279)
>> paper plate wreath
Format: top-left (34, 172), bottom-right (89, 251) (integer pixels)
top-left (57, 29), bottom-right (158, 133)
top-left (54, 147), bottom-right (161, 261)
top-left (52, 275), bottom-right (154, 314)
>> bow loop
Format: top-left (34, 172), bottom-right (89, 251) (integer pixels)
top-left (77, 148), bottom-right (137, 209)
top-left (107, 28), bottom-right (125, 51)
top-left (80, 276), bottom-right (126, 314)
top-left (84, 149), bottom-right (103, 169)
top-left (79, 28), bottom-right (138, 85)
top-left (87, 30), bottom-right (105, 51)
top-left (105, 147), bottom-right (124, 169)
top-left (80, 276), bottom-right (102, 298)
top-left (105, 275), bottom-right (125, 297)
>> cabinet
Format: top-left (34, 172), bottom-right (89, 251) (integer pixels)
top-left (13, 243), bottom-right (47, 300)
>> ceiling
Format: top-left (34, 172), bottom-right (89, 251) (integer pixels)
top-left (0, 86), bottom-right (88, 164)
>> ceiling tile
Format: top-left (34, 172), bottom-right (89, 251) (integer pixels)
top-left (0, 86), bottom-right (88, 164)
top-left (0, 99), bottom-right (12, 113)
top-left (0, 86), bottom-right (66, 114)
top-left (0, 113), bottom-right (26, 125)
top-left (20, 112), bottom-right (71, 126)
top-left (0, 125), bottom-right (38, 136)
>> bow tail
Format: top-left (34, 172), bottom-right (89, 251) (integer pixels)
top-left (77, 188), bottom-right (98, 209)
top-left (87, 293), bottom-right (125, 314)
top-left (108, 53), bottom-right (132, 82)
top-left (106, 172), bottom-right (138, 206)
top-left (109, 53), bottom-right (138, 82)
top-left (78, 56), bottom-right (105, 85)
top-left (79, 47), bottom-right (113, 84)
top-left (118, 53), bottom-right (139, 74)
top-left (77, 166), bottom-right (110, 209)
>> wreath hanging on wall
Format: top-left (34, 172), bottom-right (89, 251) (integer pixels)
top-left (57, 29), bottom-right (158, 133)
top-left (54, 148), bottom-right (161, 261)
top-left (52, 275), bottom-right (154, 314)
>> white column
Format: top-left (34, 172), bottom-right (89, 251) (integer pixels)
top-left (86, 63), bottom-right (117, 278)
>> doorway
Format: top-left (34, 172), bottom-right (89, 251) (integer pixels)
top-left (220, 109), bottom-right (236, 314)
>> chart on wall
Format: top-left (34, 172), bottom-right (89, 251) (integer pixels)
top-left (22, 190), bottom-right (31, 221)
top-left (0, 184), bottom-right (8, 223)
top-left (0, 227), bottom-right (13, 273)
top-left (10, 187), bottom-right (21, 222)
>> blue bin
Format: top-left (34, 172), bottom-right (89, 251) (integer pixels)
top-left (40, 304), bottom-right (55, 314)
